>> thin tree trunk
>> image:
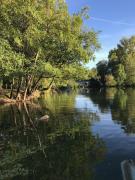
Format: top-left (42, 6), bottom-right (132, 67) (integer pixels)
top-left (10, 78), bottom-right (14, 99)
top-left (23, 85), bottom-right (29, 101)
top-left (23, 77), bottom-right (31, 101)
top-left (30, 75), bottom-right (43, 94)
top-left (16, 77), bottom-right (23, 100)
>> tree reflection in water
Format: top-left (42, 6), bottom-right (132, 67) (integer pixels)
top-left (0, 93), bottom-right (105, 180)
top-left (111, 89), bottom-right (135, 134)
top-left (88, 88), bottom-right (135, 134)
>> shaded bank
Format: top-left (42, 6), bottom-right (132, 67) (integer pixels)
top-left (0, 90), bottom-right (41, 104)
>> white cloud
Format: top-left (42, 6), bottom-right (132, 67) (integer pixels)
top-left (87, 23), bottom-right (135, 68)
top-left (91, 17), bottom-right (135, 27)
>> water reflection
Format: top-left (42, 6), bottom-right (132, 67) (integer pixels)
top-left (111, 89), bottom-right (135, 133)
top-left (87, 88), bottom-right (135, 134)
top-left (0, 93), bottom-right (105, 180)
top-left (88, 89), bottom-right (114, 113)
top-left (86, 88), bottom-right (135, 180)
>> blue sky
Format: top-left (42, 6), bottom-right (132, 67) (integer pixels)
top-left (66, 0), bottom-right (135, 68)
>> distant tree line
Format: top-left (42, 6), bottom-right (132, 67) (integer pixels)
top-left (93, 36), bottom-right (135, 87)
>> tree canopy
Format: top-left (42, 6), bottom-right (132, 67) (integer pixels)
top-left (0, 0), bottom-right (100, 100)
top-left (94, 36), bottom-right (135, 87)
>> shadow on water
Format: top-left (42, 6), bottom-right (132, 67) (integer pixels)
top-left (0, 93), bottom-right (106, 180)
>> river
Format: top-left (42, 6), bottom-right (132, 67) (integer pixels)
top-left (0, 88), bottom-right (135, 180)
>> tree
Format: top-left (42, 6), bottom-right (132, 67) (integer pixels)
top-left (114, 64), bottom-right (126, 86)
top-left (105, 74), bottom-right (117, 87)
top-left (108, 48), bottom-right (120, 74)
top-left (0, 0), bottom-right (100, 100)
top-left (96, 60), bottom-right (108, 84)
top-left (108, 36), bottom-right (135, 86)
top-left (122, 37), bottom-right (135, 85)
top-left (86, 68), bottom-right (98, 79)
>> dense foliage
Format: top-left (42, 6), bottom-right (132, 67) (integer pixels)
top-left (0, 0), bottom-right (100, 100)
top-left (95, 36), bottom-right (135, 87)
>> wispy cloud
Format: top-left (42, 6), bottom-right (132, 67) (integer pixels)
top-left (87, 18), bottom-right (135, 68)
top-left (91, 17), bottom-right (135, 27)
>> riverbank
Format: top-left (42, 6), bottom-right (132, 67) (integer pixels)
top-left (0, 90), bottom-right (41, 105)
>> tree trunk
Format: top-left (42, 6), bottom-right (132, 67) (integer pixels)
top-left (30, 75), bottom-right (43, 94)
top-left (16, 77), bottom-right (23, 100)
top-left (10, 78), bottom-right (14, 99)
top-left (23, 85), bottom-right (29, 101)
top-left (23, 77), bottom-right (31, 101)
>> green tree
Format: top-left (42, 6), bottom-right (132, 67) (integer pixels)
top-left (0, 0), bottom-right (100, 100)
top-left (96, 60), bottom-right (108, 84)
top-left (114, 64), bottom-right (126, 86)
top-left (122, 37), bottom-right (135, 85)
top-left (108, 36), bottom-right (135, 86)
top-left (105, 74), bottom-right (117, 87)
top-left (86, 68), bottom-right (98, 79)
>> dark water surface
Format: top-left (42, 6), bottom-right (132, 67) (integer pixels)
top-left (0, 88), bottom-right (135, 180)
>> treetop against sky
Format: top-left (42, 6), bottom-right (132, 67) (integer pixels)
top-left (66, 0), bottom-right (135, 68)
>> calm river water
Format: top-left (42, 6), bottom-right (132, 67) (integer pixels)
top-left (0, 88), bottom-right (135, 180)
